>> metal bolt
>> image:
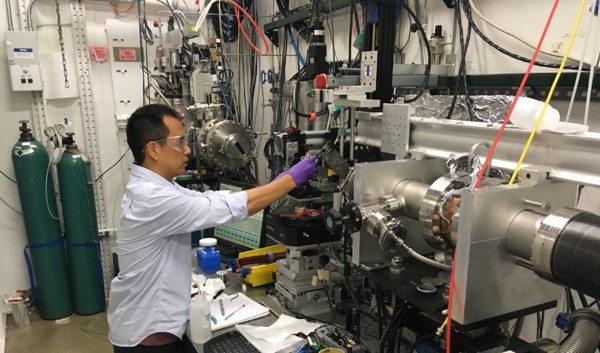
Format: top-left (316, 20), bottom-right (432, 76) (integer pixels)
top-left (524, 199), bottom-right (551, 212)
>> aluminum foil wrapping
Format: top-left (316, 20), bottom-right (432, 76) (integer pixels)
top-left (409, 93), bottom-right (516, 123)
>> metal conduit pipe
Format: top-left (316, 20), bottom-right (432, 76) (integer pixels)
top-left (5, 0), bottom-right (14, 31)
top-left (26, 0), bottom-right (38, 31)
top-left (557, 309), bottom-right (600, 353)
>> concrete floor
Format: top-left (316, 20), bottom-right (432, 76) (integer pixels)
top-left (3, 306), bottom-right (379, 353)
top-left (5, 311), bottom-right (112, 353)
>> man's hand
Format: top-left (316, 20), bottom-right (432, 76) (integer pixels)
top-left (286, 155), bottom-right (318, 186)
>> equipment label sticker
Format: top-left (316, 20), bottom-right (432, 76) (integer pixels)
top-left (118, 48), bottom-right (137, 61)
top-left (13, 48), bottom-right (33, 59)
top-left (13, 146), bottom-right (34, 157)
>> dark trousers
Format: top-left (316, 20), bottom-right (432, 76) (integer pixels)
top-left (113, 334), bottom-right (198, 353)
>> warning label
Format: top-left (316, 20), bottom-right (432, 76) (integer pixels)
top-left (114, 47), bottom-right (140, 62)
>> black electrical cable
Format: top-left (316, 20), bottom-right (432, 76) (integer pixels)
top-left (567, 288), bottom-right (577, 313)
top-left (458, 2), bottom-right (475, 121)
top-left (578, 291), bottom-right (590, 308)
top-left (349, 0), bottom-right (355, 65)
top-left (276, 31), bottom-right (289, 131)
top-left (292, 107), bottom-right (329, 118)
top-left (462, 0), bottom-right (586, 71)
top-left (1, 171), bottom-right (16, 184)
top-left (137, 0), bottom-right (148, 105)
top-left (321, 280), bottom-right (338, 324)
top-left (376, 304), bottom-right (407, 353)
top-left (247, 1), bottom-right (258, 128)
top-left (397, 1), bottom-right (431, 103)
top-left (446, 0), bottom-right (474, 120)
top-left (276, 0), bottom-right (310, 42)
top-left (387, 318), bottom-right (403, 353)
top-left (397, 0), bottom-right (413, 53)
top-left (95, 148), bottom-right (130, 183)
top-left (375, 285), bottom-right (385, 338)
top-left (586, 299), bottom-right (600, 310)
top-left (210, 3), bottom-right (239, 43)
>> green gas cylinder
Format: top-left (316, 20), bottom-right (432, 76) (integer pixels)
top-left (11, 121), bottom-right (73, 320)
top-left (57, 133), bottom-right (104, 315)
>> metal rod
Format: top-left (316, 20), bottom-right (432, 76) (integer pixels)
top-left (339, 109), bottom-right (345, 158)
top-left (5, 0), bottom-right (14, 31)
top-left (349, 107), bottom-right (355, 161)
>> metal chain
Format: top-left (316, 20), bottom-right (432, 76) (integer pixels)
top-left (55, 0), bottom-right (69, 88)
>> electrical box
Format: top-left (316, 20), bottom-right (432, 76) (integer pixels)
top-left (5, 31), bottom-right (43, 91)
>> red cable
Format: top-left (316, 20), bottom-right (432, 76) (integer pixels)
top-left (448, 5), bottom-right (561, 350)
top-left (445, 251), bottom-right (457, 353)
top-left (472, 0), bottom-right (560, 189)
top-left (232, 2), bottom-right (269, 56)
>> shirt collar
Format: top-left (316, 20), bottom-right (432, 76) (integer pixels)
top-left (130, 164), bottom-right (175, 188)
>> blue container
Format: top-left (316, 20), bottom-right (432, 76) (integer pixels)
top-left (197, 238), bottom-right (221, 273)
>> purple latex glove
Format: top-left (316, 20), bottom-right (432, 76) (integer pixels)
top-left (278, 155), bottom-right (318, 186)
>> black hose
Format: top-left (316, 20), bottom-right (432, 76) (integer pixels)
top-left (376, 305), bottom-right (407, 353)
top-left (557, 309), bottom-right (600, 353)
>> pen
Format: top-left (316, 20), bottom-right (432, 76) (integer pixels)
top-left (213, 289), bottom-right (224, 300)
top-left (230, 294), bottom-right (239, 301)
top-left (224, 304), bottom-right (245, 320)
top-left (219, 299), bottom-right (225, 316)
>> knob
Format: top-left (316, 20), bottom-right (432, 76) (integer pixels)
top-left (324, 209), bottom-right (343, 235)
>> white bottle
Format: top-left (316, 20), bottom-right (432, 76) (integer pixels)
top-left (510, 97), bottom-right (560, 132)
top-left (189, 294), bottom-right (212, 344)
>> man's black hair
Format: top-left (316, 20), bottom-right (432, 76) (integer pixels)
top-left (126, 104), bottom-right (180, 165)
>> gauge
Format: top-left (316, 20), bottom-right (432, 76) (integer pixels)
top-left (54, 124), bottom-right (66, 135)
top-left (44, 126), bottom-right (56, 138)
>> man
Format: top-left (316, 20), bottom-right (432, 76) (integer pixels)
top-left (108, 104), bottom-right (317, 352)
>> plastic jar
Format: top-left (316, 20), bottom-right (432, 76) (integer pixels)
top-left (189, 294), bottom-right (211, 344)
top-left (197, 238), bottom-right (221, 274)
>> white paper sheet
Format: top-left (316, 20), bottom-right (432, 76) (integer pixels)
top-left (236, 314), bottom-right (323, 353)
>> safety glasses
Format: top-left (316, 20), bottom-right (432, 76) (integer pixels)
top-left (157, 134), bottom-right (189, 152)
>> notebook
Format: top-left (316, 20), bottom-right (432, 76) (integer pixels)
top-left (209, 293), bottom-right (269, 331)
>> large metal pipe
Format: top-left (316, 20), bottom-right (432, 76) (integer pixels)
top-left (556, 309), bottom-right (600, 353)
top-left (505, 210), bottom-right (544, 261)
top-left (392, 180), bottom-right (430, 220)
top-left (506, 207), bottom-right (600, 299)
top-left (5, 0), bottom-right (14, 31)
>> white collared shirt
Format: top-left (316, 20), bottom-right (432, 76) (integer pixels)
top-left (107, 164), bottom-right (248, 347)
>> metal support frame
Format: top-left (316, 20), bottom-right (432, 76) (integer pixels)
top-left (374, 2), bottom-right (395, 106)
top-left (70, 0), bottom-right (112, 295)
top-left (263, 0), bottom-right (389, 46)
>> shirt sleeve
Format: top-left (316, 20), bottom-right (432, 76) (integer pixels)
top-left (172, 183), bottom-right (231, 198)
top-left (137, 185), bottom-right (249, 237)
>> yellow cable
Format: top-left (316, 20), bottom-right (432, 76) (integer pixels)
top-left (508, 0), bottom-right (588, 185)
